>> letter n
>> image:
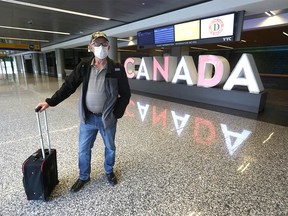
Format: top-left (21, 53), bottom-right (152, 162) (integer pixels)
top-left (153, 56), bottom-right (177, 82)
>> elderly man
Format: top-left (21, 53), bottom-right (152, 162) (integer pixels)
top-left (36, 31), bottom-right (131, 192)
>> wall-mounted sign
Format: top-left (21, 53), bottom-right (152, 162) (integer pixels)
top-left (0, 43), bottom-right (40, 51)
top-left (137, 11), bottom-right (244, 48)
top-left (201, 13), bottom-right (234, 39)
top-left (174, 20), bottom-right (200, 42)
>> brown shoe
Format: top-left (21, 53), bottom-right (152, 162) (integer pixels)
top-left (70, 178), bottom-right (90, 192)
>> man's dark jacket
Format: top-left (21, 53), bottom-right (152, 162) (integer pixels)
top-left (46, 56), bottom-right (131, 129)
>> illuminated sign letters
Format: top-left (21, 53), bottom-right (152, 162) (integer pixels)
top-left (124, 57), bottom-right (141, 79)
top-left (137, 57), bottom-right (153, 80)
top-left (124, 53), bottom-right (264, 94)
top-left (197, 55), bottom-right (230, 88)
top-left (223, 53), bottom-right (264, 94)
top-left (153, 56), bottom-right (177, 82)
top-left (172, 56), bottom-right (198, 86)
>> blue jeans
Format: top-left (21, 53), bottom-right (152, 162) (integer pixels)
top-left (78, 113), bottom-right (116, 180)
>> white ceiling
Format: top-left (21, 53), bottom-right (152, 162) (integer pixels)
top-left (0, 0), bottom-right (288, 53)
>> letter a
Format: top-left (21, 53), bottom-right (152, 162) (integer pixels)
top-left (223, 54), bottom-right (264, 94)
top-left (171, 56), bottom-right (197, 86)
top-left (136, 57), bottom-right (153, 80)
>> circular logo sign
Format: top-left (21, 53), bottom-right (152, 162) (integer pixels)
top-left (209, 18), bottom-right (224, 36)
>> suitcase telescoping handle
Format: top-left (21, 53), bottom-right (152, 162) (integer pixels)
top-left (35, 107), bottom-right (51, 159)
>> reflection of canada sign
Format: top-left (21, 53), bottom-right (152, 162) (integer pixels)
top-left (124, 53), bottom-right (264, 94)
top-left (125, 98), bottom-right (251, 155)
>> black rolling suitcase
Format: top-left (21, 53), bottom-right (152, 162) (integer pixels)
top-left (22, 109), bottom-right (59, 201)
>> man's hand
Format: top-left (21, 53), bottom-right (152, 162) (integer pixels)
top-left (35, 102), bottom-right (49, 112)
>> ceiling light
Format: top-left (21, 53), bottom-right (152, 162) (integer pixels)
top-left (265, 12), bottom-right (270, 16)
top-left (128, 41), bottom-right (135, 46)
top-left (0, 36), bottom-right (49, 43)
top-left (217, 45), bottom-right (234, 49)
top-left (117, 38), bottom-right (130, 42)
top-left (0, 25), bottom-right (70, 35)
top-left (265, 11), bottom-right (276, 17)
top-left (283, 32), bottom-right (288, 37)
top-left (118, 49), bottom-right (137, 52)
top-left (0, 0), bottom-right (110, 20)
top-left (241, 40), bottom-right (246, 42)
top-left (118, 38), bottom-right (135, 46)
top-left (190, 46), bottom-right (208, 51)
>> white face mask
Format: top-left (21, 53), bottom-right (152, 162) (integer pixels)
top-left (93, 45), bottom-right (108, 59)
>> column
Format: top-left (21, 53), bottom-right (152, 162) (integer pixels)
top-left (0, 59), bottom-right (4, 75)
top-left (181, 46), bottom-right (190, 56)
top-left (9, 57), bottom-right (15, 74)
top-left (39, 53), bottom-right (48, 75)
top-left (55, 48), bottom-right (65, 79)
top-left (171, 46), bottom-right (182, 61)
top-left (108, 37), bottom-right (118, 62)
top-left (31, 53), bottom-right (41, 74)
top-left (15, 56), bottom-right (22, 73)
top-left (21, 55), bottom-right (26, 73)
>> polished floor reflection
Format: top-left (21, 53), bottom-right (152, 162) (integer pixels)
top-left (1, 73), bottom-right (287, 215)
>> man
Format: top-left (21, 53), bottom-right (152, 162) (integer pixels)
top-left (35, 31), bottom-right (131, 192)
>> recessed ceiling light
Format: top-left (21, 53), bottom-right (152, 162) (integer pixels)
top-left (0, 25), bottom-right (70, 35)
top-left (217, 45), bottom-right (234, 49)
top-left (0, 0), bottom-right (110, 20)
top-left (0, 36), bottom-right (49, 42)
top-left (265, 11), bottom-right (276, 16)
top-left (118, 38), bottom-right (130, 42)
top-left (128, 41), bottom-right (135, 46)
top-left (118, 49), bottom-right (137, 52)
top-left (190, 46), bottom-right (208, 51)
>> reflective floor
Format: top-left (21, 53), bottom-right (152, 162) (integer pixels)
top-left (0, 73), bottom-right (287, 216)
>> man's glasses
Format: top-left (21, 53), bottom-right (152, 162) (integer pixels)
top-left (91, 42), bottom-right (109, 47)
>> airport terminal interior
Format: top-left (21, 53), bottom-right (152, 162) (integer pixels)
top-left (1, 0), bottom-right (288, 215)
